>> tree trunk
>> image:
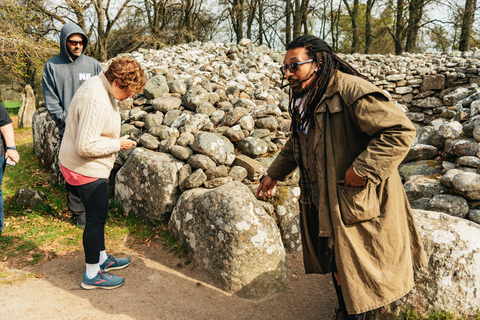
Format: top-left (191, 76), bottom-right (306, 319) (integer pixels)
top-left (342, 0), bottom-right (359, 53)
top-left (394, 0), bottom-right (405, 55)
top-left (365, 0), bottom-right (376, 54)
top-left (286, 0), bottom-right (292, 45)
top-left (257, 0), bottom-right (264, 44)
top-left (459, 0), bottom-right (477, 52)
top-left (405, 0), bottom-right (424, 52)
top-left (246, 0), bottom-right (257, 40)
top-left (293, 0), bottom-right (302, 39)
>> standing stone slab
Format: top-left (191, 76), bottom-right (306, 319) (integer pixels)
top-left (115, 148), bottom-right (185, 223)
top-left (270, 186), bottom-right (302, 254)
top-left (18, 85), bottom-right (36, 128)
top-left (383, 209), bottom-right (480, 318)
top-left (168, 181), bottom-right (290, 299)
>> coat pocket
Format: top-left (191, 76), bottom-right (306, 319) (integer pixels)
top-left (336, 180), bottom-right (381, 225)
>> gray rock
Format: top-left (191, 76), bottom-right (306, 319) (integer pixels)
top-left (168, 181), bottom-right (289, 298)
top-left (408, 197), bottom-right (432, 210)
top-left (443, 87), bottom-right (476, 106)
top-left (411, 97), bottom-right (443, 109)
top-left (143, 113), bottom-right (164, 130)
top-left (157, 127), bottom-right (180, 141)
top-left (238, 114), bottom-right (255, 131)
top-left (404, 144), bottom-right (438, 162)
top-left (223, 125), bottom-right (245, 142)
top-left (152, 97), bottom-right (182, 112)
top-left (181, 113), bottom-right (210, 133)
top-left (13, 188), bottom-right (46, 207)
top-left (144, 75), bottom-right (169, 99)
top-left (178, 164), bottom-right (192, 192)
top-left (190, 132), bottom-right (235, 166)
top-left (452, 172), bottom-right (480, 200)
top-left (440, 169), bottom-right (464, 188)
top-left (158, 136), bottom-right (176, 153)
top-left (170, 145), bottom-right (193, 160)
top-left (467, 209), bottom-right (480, 224)
top-left (167, 80), bottom-right (187, 95)
top-left (388, 210), bottom-right (480, 317)
top-left (204, 176), bottom-right (233, 188)
top-left (398, 160), bottom-right (443, 182)
top-left (404, 175), bottom-right (450, 202)
top-left (237, 137), bottom-right (268, 157)
top-left (255, 116), bottom-right (278, 132)
top-left (233, 154), bottom-right (267, 181)
top-left (250, 129), bottom-right (272, 139)
top-left (420, 74), bottom-right (446, 91)
top-left (205, 165), bottom-right (229, 180)
top-left (115, 148), bottom-right (185, 222)
top-left (163, 109), bottom-right (183, 127)
top-left (428, 194), bottom-right (469, 218)
top-left (184, 168), bottom-right (207, 189)
top-left (177, 135), bottom-right (193, 147)
top-left (456, 156), bottom-right (480, 168)
top-left (188, 154), bottom-right (217, 170)
top-left (452, 139), bottom-right (479, 157)
top-left (222, 107), bottom-right (249, 126)
top-left (210, 110), bottom-right (225, 126)
top-left (170, 113), bottom-right (191, 129)
top-left (139, 133), bottom-right (160, 150)
top-left (195, 102), bottom-right (216, 116)
top-left (183, 85), bottom-right (209, 111)
top-left (229, 165), bottom-right (248, 181)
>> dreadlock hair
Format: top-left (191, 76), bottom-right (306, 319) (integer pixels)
top-left (286, 35), bottom-right (370, 136)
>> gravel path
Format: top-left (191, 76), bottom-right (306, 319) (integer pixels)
top-left (0, 244), bottom-right (337, 320)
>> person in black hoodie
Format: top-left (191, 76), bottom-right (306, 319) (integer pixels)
top-left (42, 23), bottom-right (102, 228)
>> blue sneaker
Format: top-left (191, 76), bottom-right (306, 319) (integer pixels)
top-left (100, 255), bottom-right (131, 271)
top-left (81, 270), bottom-right (124, 290)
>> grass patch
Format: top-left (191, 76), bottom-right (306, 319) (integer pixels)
top-left (398, 307), bottom-right (480, 319)
top-left (1, 119), bottom-right (188, 272)
top-left (2, 101), bottom-right (21, 117)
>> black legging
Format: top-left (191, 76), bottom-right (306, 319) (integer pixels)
top-left (66, 179), bottom-right (108, 264)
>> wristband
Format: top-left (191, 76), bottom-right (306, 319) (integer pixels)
top-left (6, 146), bottom-right (16, 150)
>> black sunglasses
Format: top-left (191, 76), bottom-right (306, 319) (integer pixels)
top-left (280, 59), bottom-right (314, 75)
top-left (67, 40), bottom-right (84, 46)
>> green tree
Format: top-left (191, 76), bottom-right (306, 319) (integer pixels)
top-left (0, 0), bottom-right (57, 98)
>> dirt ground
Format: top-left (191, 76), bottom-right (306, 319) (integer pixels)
top-left (0, 242), bottom-right (338, 320)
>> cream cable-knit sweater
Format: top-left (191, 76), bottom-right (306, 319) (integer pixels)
top-left (59, 72), bottom-right (121, 178)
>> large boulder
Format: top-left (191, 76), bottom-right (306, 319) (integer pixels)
top-left (385, 209), bottom-right (480, 318)
top-left (168, 181), bottom-right (290, 299)
top-left (31, 108), bottom-right (60, 170)
top-left (115, 148), bottom-right (185, 222)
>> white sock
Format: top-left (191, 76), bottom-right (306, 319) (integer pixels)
top-left (86, 263), bottom-right (100, 279)
top-left (99, 250), bottom-right (108, 265)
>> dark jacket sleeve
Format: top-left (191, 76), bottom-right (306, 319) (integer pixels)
top-left (42, 64), bottom-right (67, 131)
top-left (267, 136), bottom-right (298, 181)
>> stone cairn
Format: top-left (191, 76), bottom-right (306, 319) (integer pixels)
top-left (32, 39), bottom-right (480, 315)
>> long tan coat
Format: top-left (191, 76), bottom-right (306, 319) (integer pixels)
top-left (268, 71), bottom-right (427, 314)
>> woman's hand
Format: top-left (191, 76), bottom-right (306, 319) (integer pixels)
top-left (256, 175), bottom-right (277, 200)
top-left (119, 135), bottom-right (137, 151)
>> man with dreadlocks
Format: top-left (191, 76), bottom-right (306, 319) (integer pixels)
top-left (256, 35), bottom-right (427, 319)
